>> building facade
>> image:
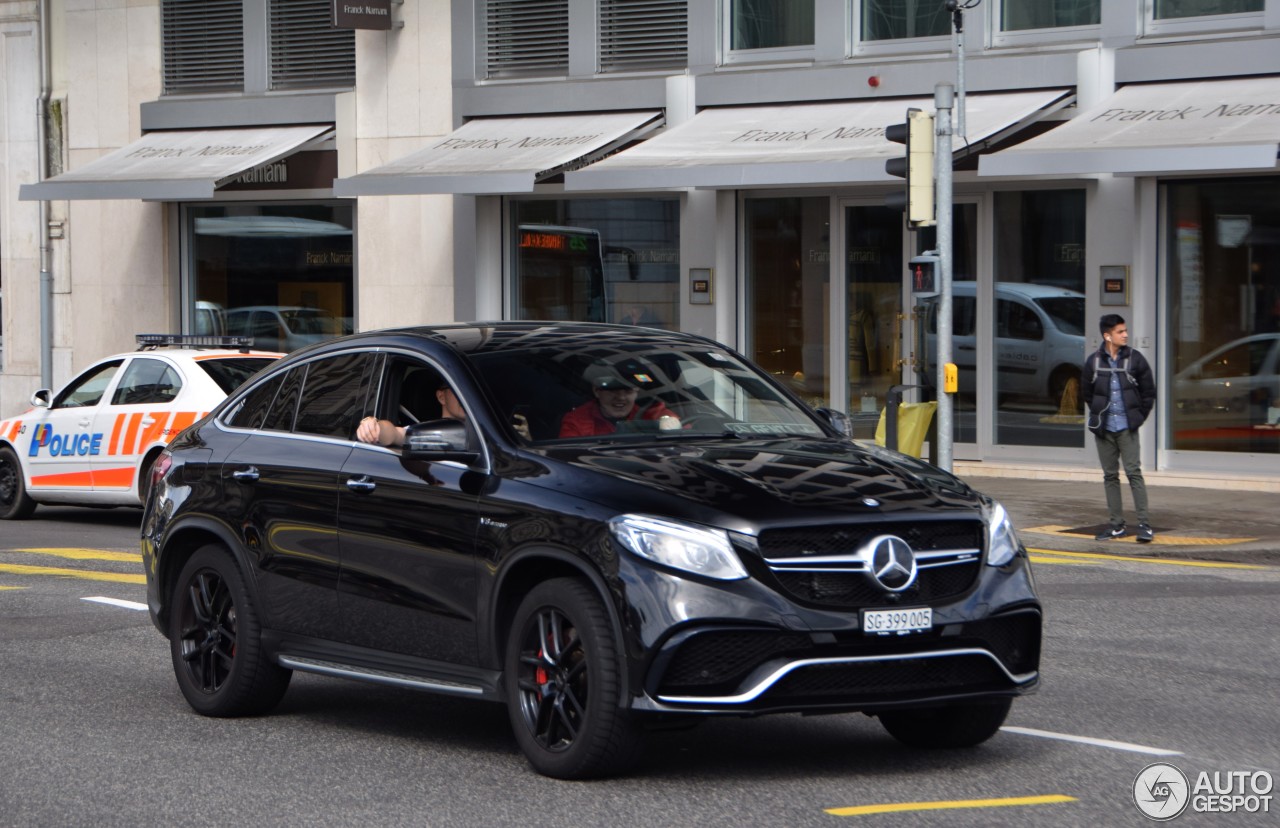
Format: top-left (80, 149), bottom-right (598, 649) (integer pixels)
top-left (3, 0), bottom-right (1280, 485)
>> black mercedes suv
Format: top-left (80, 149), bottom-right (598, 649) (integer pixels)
top-left (141, 322), bottom-right (1040, 779)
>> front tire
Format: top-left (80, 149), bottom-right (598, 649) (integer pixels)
top-left (505, 578), bottom-right (643, 779)
top-left (0, 446), bottom-right (37, 520)
top-left (879, 698), bottom-right (1012, 748)
top-left (169, 544), bottom-right (291, 717)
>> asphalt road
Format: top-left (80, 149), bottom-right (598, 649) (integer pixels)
top-left (1, 507), bottom-right (1277, 827)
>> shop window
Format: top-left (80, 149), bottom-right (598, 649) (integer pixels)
top-left (991, 189), bottom-right (1086, 450)
top-left (1154, 0), bottom-right (1262, 19)
top-left (745, 197), bottom-right (829, 408)
top-left (859, 0), bottom-right (949, 42)
top-left (509, 199), bottom-right (680, 330)
top-left (728, 0), bottom-right (814, 50)
top-left (185, 203), bottom-right (354, 353)
top-left (486, 0), bottom-right (570, 77)
top-left (1000, 0), bottom-right (1099, 31)
top-left (1165, 177), bottom-right (1280, 456)
top-left (599, 0), bottom-right (688, 72)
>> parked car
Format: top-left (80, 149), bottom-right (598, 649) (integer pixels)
top-left (921, 282), bottom-right (1086, 405)
top-left (0, 335), bottom-right (281, 519)
top-left (224, 305), bottom-right (346, 352)
top-left (141, 322), bottom-right (1041, 779)
top-left (1173, 333), bottom-right (1280, 429)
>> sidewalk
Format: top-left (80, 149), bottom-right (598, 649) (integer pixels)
top-left (957, 471), bottom-right (1280, 566)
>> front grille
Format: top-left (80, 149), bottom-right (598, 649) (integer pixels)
top-left (957, 612), bottom-right (1041, 675)
top-left (658, 630), bottom-right (811, 695)
top-left (755, 519), bottom-right (985, 609)
top-left (767, 654), bottom-right (1007, 704)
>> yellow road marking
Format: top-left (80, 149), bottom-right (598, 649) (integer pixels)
top-left (1024, 525), bottom-right (1256, 546)
top-left (1027, 547), bottom-right (1267, 570)
top-left (10, 547), bottom-right (142, 563)
top-left (827, 794), bottom-right (1077, 816)
top-left (1030, 555), bottom-right (1096, 566)
top-left (0, 563), bottom-right (145, 584)
top-left (0, 585), bottom-right (26, 591)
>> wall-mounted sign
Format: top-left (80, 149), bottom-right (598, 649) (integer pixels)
top-left (220, 150), bottom-right (338, 192)
top-left (332, 0), bottom-right (393, 30)
top-left (689, 269), bottom-right (713, 305)
top-left (1100, 265), bottom-right (1129, 306)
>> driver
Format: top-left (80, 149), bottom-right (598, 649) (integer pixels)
top-left (559, 365), bottom-right (680, 437)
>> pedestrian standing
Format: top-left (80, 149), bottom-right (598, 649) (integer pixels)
top-left (1084, 314), bottom-right (1156, 542)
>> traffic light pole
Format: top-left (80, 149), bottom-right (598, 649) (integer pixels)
top-left (934, 83), bottom-right (954, 472)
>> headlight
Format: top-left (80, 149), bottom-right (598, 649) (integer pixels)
top-left (986, 502), bottom-right (1022, 567)
top-left (609, 515), bottom-right (748, 581)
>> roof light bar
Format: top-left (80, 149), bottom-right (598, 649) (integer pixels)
top-left (136, 334), bottom-right (255, 349)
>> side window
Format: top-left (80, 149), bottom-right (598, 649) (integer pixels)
top-left (999, 299), bottom-right (1043, 341)
top-left (376, 357), bottom-right (446, 427)
top-left (52, 361), bottom-right (124, 409)
top-left (225, 381), bottom-right (279, 429)
top-left (294, 353), bottom-right (375, 439)
top-left (111, 358), bottom-right (183, 405)
top-left (260, 365), bottom-right (307, 432)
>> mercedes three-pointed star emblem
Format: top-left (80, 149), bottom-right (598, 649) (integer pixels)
top-left (863, 534), bottom-right (918, 592)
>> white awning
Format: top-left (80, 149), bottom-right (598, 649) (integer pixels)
top-left (333, 111), bottom-right (664, 196)
top-left (980, 76), bottom-right (1280, 177)
top-left (564, 89), bottom-right (1071, 191)
top-left (19, 125), bottom-right (334, 201)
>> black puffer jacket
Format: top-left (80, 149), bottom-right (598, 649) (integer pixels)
top-left (1083, 345), bottom-right (1156, 433)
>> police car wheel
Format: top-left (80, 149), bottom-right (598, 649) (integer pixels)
top-left (0, 446), bottom-right (37, 520)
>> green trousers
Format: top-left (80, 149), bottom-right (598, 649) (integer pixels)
top-left (1094, 428), bottom-right (1149, 528)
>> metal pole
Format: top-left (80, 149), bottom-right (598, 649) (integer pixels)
top-left (934, 84), bottom-right (954, 472)
top-left (37, 0), bottom-right (53, 390)
top-left (954, 9), bottom-right (965, 138)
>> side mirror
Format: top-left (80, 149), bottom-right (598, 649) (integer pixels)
top-left (815, 407), bottom-right (852, 438)
top-left (30, 389), bottom-right (51, 408)
top-left (402, 419), bottom-right (481, 464)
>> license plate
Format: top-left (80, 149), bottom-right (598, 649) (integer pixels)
top-left (862, 607), bottom-right (932, 636)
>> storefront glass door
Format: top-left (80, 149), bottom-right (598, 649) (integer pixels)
top-left (843, 204), bottom-right (906, 438)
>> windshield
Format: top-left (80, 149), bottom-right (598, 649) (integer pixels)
top-left (281, 309), bottom-right (344, 335)
top-left (197, 357), bottom-right (279, 394)
top-left (1034, 297), bottom-right (1085, 336)
top-left (470, 343), bottom-right (826, 444)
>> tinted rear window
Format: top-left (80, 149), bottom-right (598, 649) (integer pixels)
top-left (197, 357), bottom-right (278, 394)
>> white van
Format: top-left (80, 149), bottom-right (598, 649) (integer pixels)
top-left (921, 282), bottom-right (1086, 405)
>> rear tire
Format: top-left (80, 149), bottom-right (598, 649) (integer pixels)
top-left (169, 544), bottom-right (291, 717)
top-left (879, 698), bottom-right (1012, 749)
top-left (0, 446), bottom-right (37, 520)
top-left (505, 578), bottom-right (643, 779)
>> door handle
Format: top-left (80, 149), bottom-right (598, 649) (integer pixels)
top-left (345, 475), bottom-right (376, 494)
top-left (78, 419), bottom-right (92, 428)
top-left (231, 466), bottom-right (260, 483)
top-left (141, 417), bottom-right (156, 426)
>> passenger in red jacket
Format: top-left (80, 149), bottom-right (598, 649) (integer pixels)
top-left (559, 367), bottom-right (680, 437)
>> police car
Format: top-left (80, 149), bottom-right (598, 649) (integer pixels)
top-left (0, 334), bottom-right (281, 519)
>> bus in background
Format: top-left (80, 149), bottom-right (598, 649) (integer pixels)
top-left (515, 225), bottom-right (607, 323)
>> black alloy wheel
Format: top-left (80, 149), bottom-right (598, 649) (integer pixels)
top-left (879, 697), bottom-right (1013, 749)
top-left (506, 578), bottom-right (642, 779)
top-left (0, 446), bottom-right (37, 520)
top-left (169, 544), bottom-right (291, 717)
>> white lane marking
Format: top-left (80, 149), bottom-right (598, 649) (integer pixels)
top-left (82, 596), bottom-right (148, 611)
top-left (1001, 726), bottom-right (1182, 756)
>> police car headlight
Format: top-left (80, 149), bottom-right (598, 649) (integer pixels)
top-left (609, 515), bottom-right (747, 581)
top-left (986, 502), bottom-right (1022, 568)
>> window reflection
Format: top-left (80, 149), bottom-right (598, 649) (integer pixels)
top-left (1167, 177), bottom-right (1280, 453)
top-left (746, 197), bottom-right (829, 409)
top-left (187, 204), bottom-right (354, 352)
top-left (730, 0), bottom-right (814, 50)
